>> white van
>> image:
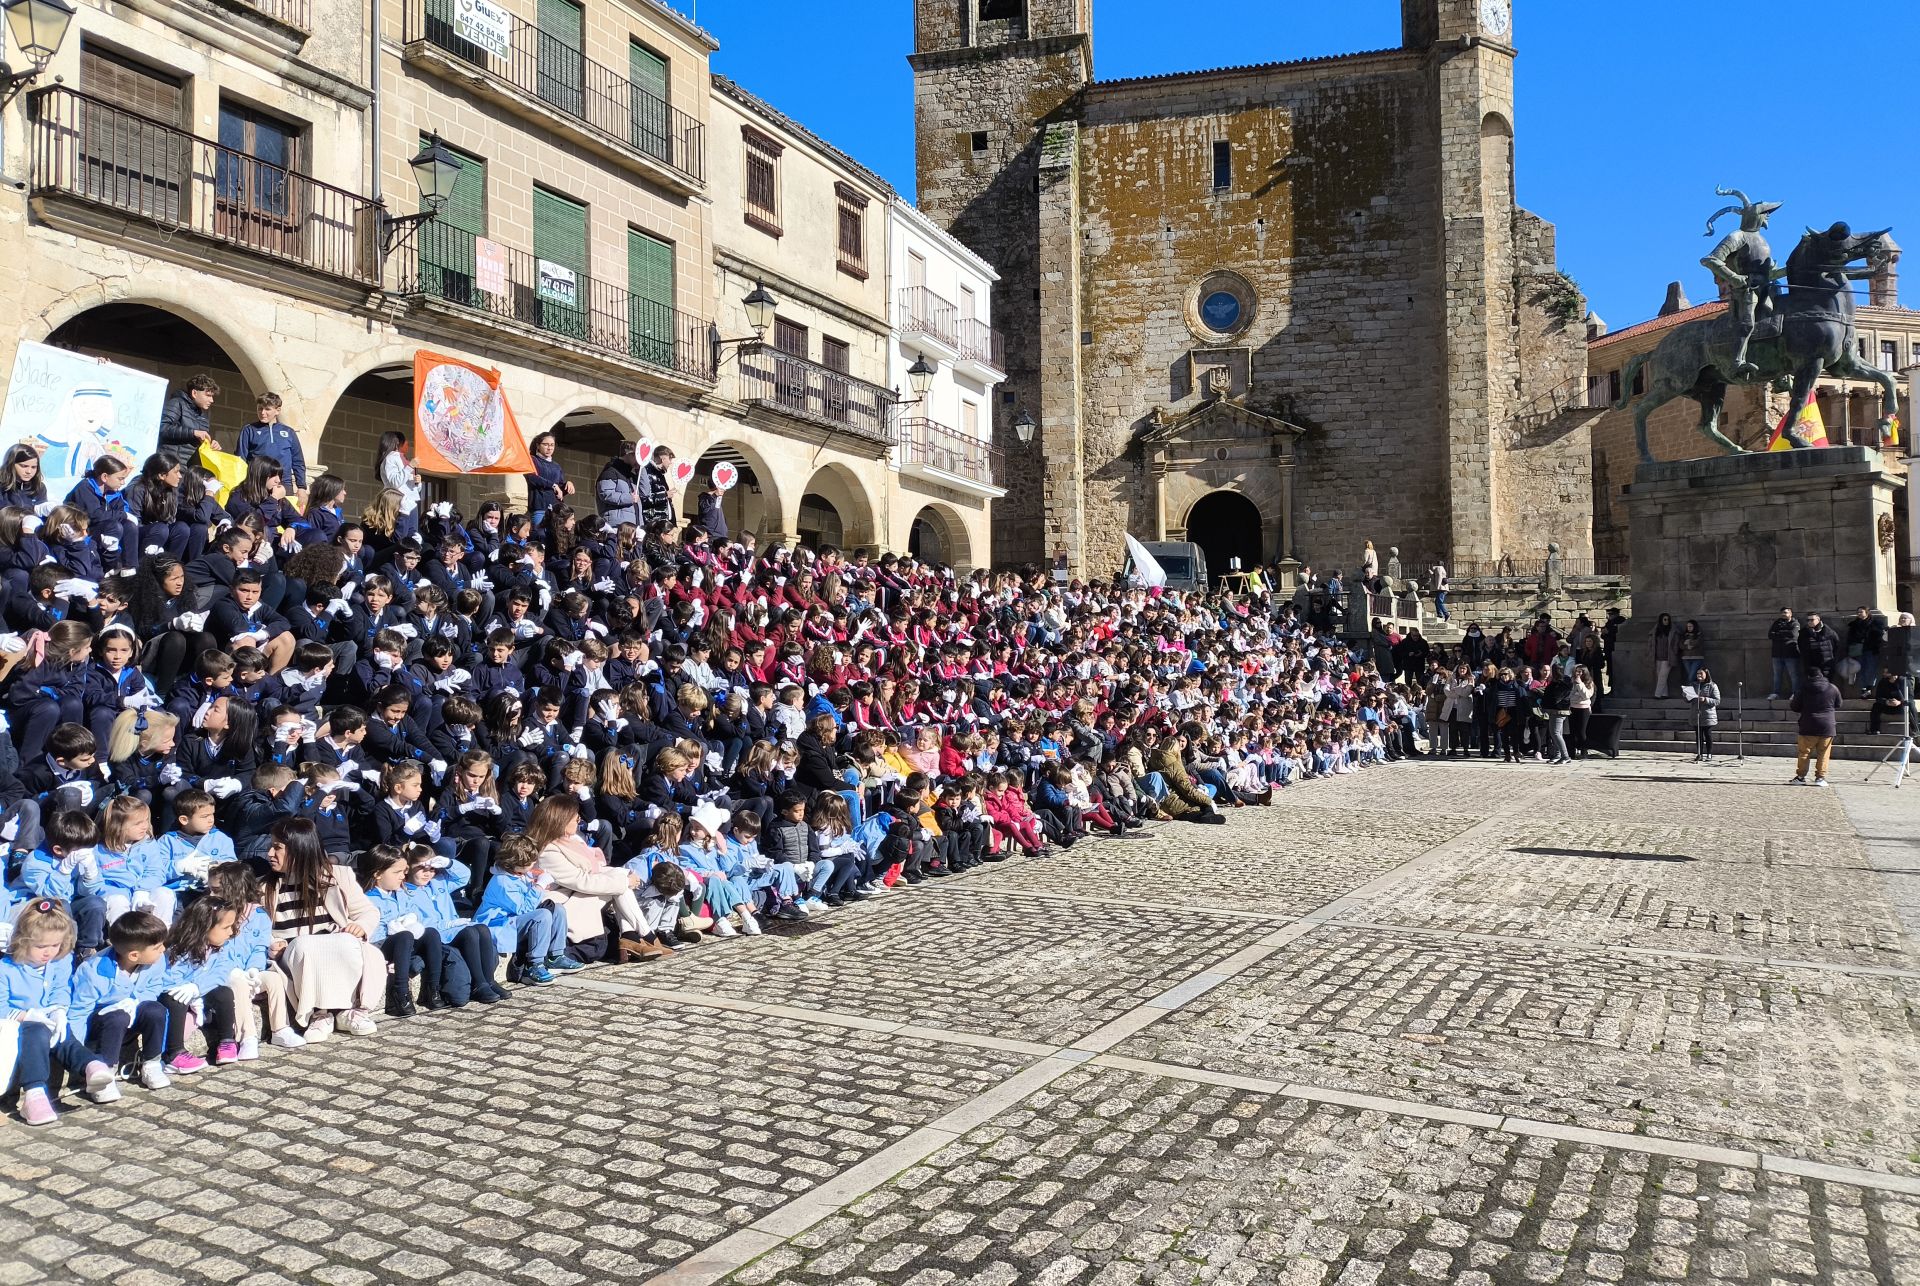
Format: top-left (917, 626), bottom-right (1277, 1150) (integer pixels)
top-left (1123, 541), bottom-right (1209, 592)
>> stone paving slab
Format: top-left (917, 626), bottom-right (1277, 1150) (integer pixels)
top-left (1117, 923), bottom-right (1920, 1176)
top-left (955, 805), bottom-right (1482, 917)
top-left (0, 991), bottom-right (1031, 1285)
top-left (1348, 815), bottom-right (1918, 965)
top-left (725, 1064), bottom-right (1920, 1286)
top-left (640, 890), bottom-right (1271, 1044)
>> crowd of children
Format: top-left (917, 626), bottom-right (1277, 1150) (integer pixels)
top-left (0, 436), bottom-right (1426, 1126)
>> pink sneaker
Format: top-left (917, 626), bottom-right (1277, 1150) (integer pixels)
top-left (164, 1052), bottom-right (208, 1075)
top-left (19, 1087), bottom-right (57, 1126)
top-left (213, 1041), bottom-right (240, 1065)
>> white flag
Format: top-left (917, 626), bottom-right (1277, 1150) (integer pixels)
top-left (1123, 533), bottom-right (1167, 589)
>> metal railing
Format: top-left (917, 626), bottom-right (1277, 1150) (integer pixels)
top-left (403, 0), bottom-right (704, 185)
top-left (899, 416), bottom-right (1003, 487)
top-left (236, 0), bottom-right (311, 30)
top-left (1510, 372), bottom-right (1612, 429)
top-left (399, 223), bottom-right (714, 382)
top-left (955, 317), bottom-right (1005, 372)
top-left (898, 285), bottom-right (958, 348)
top-left (738, 343), bottom-right (893, 441)
top-left (28, 85), bottom-right (378, 284)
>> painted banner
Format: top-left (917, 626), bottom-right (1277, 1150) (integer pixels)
top-left (454, 0), bottom-right (512, 59)
top-left (1765, 392), bottom-right (1830, 451)
top-left (474, 237), bottom-right (507, 296)
top-left (0, 341), bottom-right (166, 500)
top-left (412, 350), bottom-right (534, 475)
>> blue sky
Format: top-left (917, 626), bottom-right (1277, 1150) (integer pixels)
top-left (691, 0), bottom-right (1918, 328)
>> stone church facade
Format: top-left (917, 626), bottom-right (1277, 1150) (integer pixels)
top-left (911, 0), bottom-right (1594, 577)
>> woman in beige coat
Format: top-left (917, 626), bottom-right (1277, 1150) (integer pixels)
top-left (525, 795), bottom-right (663, 958)
top-left (264, 819), bottom-right (386, 1038)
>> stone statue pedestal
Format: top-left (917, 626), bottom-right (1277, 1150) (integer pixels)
top-left (1619, 447), bottom-right (1902, 697)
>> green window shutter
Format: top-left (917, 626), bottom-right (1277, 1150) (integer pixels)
top-left (533, 186), bottom-right (589, 340)
top-left (629, 42), bottom-right (670, 162)
top-left (537, 0), bottom-right (584, 117)
top-left (627, 228), bottom-right (674, 367)
top-left (420, 139), bottom-right (485, 304)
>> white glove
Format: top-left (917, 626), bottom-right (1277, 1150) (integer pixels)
top-left (434, 672), bottom-right (460, 692)
top-left (166, 982), bottom-right (199, 1004)
top-left (568, 743), bottom-right (592, 762)
top-left (573, 784), bottom-right (591, 801)
top-left (145, 544), bottom-right (166, 556)
top-left (402, 813), bottom-right (425, 835)
top-left (470, 573), bottom-right (492, 591)
top-left (432, 501), bottom-right (453, 519)
top-left (158, 763), bottom-right (184, 786)
top-left (99, 534), bottom-right (120, 553)
top-left (176, 852), bottom-right (213, 882)
top-left (392, 623), bottom-right (418, 639)
top-left (55, 578), bottom-right (99, 599)
top-left (387, 913), bottom-right (425, 937)
top-left (429, 758), bottom-right (448, 778)
top-left (449, 668), bottom-right (471, 686)
top-left (514, 619), bottom-right (538, 639)
top-left (105, 997), bottom-right (141, 1020)
top-left (426, 853), bottom-right (450, 870)
top-left (593, 579), bottom-right (617, 593)
top-left (132, 889), bottom-right (156, 912)
top-left (20, 515), bottom-right (40, 533)
top-left (64, 780), bottom-right (96, 808)
top-left (488, 547), bottom-right (500, 562)
top-left (192, 699), bottom-right (215, 729)
top-left (519, 726), bottom-right (546, 748)
top-left (204, 777), bottom-right (242, 799)
top-left (0, 634), bottom-right (25, 654)
top-left (478, 797), bottom-right (501, 814)
top-left (423, 820), bottom-right (442, 843)
top-left (172, 611), bottom-right (210, 632)
top-left (561, 651), bottom-right (581, 672)
top-left (327, 599), bottom-right (353, 618)
top-left (0, 816), bottom-right (15, 843)
top-left (121, 691), bottom-right (152, 710)
top-left (458, 797), bottom-right (488, 813)
top-left (327, 778), bottom-right (362, 795)
top-left (586, 621), bottom-right (609, 637)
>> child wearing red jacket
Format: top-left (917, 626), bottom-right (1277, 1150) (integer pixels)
top-left (983, 771), bottom-right (1043, 857)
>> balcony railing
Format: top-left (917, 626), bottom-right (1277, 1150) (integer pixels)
top-left (28, 85), bottom-right (378, 285)
top-left (898, 285), bottom-right (958, 349)
top-left (900, 416), bottom-right (1003, 488)
top-left (955, 317), bottom-right (1005, 373)
top-left (738, 344), bottom-right (893, 442)
top-left (398, 223), bottom-right (714, 383)
top-left (403, 0), bottom-right (704, 186)
top-left (236, 0), bottom-right (311, 31)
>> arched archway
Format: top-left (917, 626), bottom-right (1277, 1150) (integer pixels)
top-left (794, 462), bottom-right (877, 553)
top-left (1184, 490), bottom-right (1263, 584)
top-left (543, 405), bottom-right (645, 515)
top-left (682, 440), bottom-right (784, 540)
top-left (908, 503), bottom-right (972, 570)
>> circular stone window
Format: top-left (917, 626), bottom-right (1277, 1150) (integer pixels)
top-left (1187, 271), bottom-right (1255, 341)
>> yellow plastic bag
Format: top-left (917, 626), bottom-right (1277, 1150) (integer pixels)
top-left (198, 441), bottom-right (249, 506)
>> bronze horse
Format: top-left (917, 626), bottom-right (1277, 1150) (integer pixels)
top-left (1617, 224), bottom-right (1897, 462)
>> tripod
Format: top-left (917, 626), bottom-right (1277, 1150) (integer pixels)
top-left (1865, 674), bottom-right (1913, 788)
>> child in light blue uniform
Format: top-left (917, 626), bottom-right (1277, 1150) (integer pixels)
top-left (13, 810), bottom-right (108, 956)
top-left (205, 862), bottom-right (301, 1054)
top-left (144, 789), bottom-right (236, 901)
top-left (401, 845), bottom-right (506, 1006)
top-left (677, 803), bottom-right (753, 936)
top-left (473, 836), bottom-right (575, 985)
top-left (155, 895), bottom-right (242, 1072)
top-left (361, 845), bottom-right (449, 1018)
top-left (67, 909), bottom-right (170, 1093)
top-left (96, 796), bottom-right (175, 925)
top-left (721, 811), bottom-right (795, 923)
top-left (2, 899), bottom-right (116, 1125)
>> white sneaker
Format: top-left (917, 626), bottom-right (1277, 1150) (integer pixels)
top-left (302, 1017), bottom-right (330, 1043)
top-left (237, 1036), bottom-right (261, 1061)
top-left (1812, 778), bottom-right (1830, 788)
top-left (338, 1010), bottom-right (377, 1036)
top-left (139, 1060), bottom-right (171, 1091)
top-left (710, 917), bottom-right (738, 938)
top-left (737, 908), bottom-right (762, 936)
top-left (803, 897), bottom-right (828, 912)
top-left (86, 1062), bottom-right (121, 1104)
top-left (89, 1079), bottom-right (122, 1104)
top-left (270, 1027), bottom-right (307, 1049)
top-left (1788, 776), bottom-right (1808, 785)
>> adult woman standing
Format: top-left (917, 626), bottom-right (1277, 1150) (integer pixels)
top-left (263, 818), bottom-right (384, 1038)
top-left (1689, 667), bottom-right (1721, 763)
top-left (1648, 612), bottom-right (1683, 699)
top-left (1568, 665), bottom-right (1596, 759)
top-left (1677, 619), bottom-right (1708, 690)
top-left (1541, 665), bottom-right (1573, 765)
top-left (375, 431), bottom-right (422, 541)
top-left (1440, 663), bottom-right (1475, 757)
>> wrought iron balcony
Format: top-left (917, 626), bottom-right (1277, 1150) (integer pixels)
top-left (28, 85), bottom-right (379, 285)
top-left (899, 416), bottom-right (1003, 490)
top-left (897, 285), bottom-right (959, 351)
top-left (737, 343), bottom-right (893, 443)
top-left (402, 0), bottom-right (704, 190)
top-left (954, 316), bottom-right (1006, 375)
top-left (398, 223), bottom-right (714, 383)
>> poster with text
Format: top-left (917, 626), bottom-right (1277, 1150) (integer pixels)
top-left (0, 341), bottom-right (166, 500)
top-left (412, 349), bottom-right (534, 475)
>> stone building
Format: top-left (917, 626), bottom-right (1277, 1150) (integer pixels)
top-left (910, 0), bottom-right (1593, 579)
top-left (0, 0), bottom-right (1000, 567)
top-left (1586, 263), bottom-right (1918, 569)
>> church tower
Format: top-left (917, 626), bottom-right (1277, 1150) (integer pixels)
top-left (910, 1), bottom-right (1093, 565)
top-left (1406, 0), bottom-right (1520, 563)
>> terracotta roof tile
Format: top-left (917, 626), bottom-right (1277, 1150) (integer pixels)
top-left (1589, 300), bottom-right (1726, 350)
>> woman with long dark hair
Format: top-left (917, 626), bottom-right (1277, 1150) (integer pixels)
top-left (124, 451), bottom-right (192, 561)
top-left (263, 817), bottom-right (384, 1037)
top-left (524, 430), bottom-right (572, 530)
top-left (375, 430), bottom-right (421, 540)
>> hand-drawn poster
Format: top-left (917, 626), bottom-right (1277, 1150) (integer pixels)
top-left (412, 349), bottom-right (534, 475)
top-left (0, 341), bottom-right (166, 498)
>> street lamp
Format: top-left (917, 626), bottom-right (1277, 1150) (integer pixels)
top-left (1, 0), bottom-right (75, 106)
top-left (378, 133), bottom-right (460, 260)
top-left (742, 281), bottom-right (776, 338)
top-left (1012, 409), bottom-right (1037, 446)
top-left (907, 354), bottom-right (936, 398)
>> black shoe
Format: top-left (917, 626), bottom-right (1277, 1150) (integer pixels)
top-left (386, 997), bottom-right (417, 1018)
top-left (985, 851), bottom-right (1010, 861)
top-left (471, 988), bottom-right (505, 1004)
top-left (420, 992), bottom-right (452, 1011)
top-left (843, 888), bottom-right (871, 901)
top-left (774, 902), bottom-right (807, 921)
top-left (823, 895), bottom-right (845, 907)
top-left (928, 866), bottom-right (952, 878)
top-left (904, 871), bottom-right (927, 884)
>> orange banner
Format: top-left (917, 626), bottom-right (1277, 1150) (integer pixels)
top-left (412, 350), bottom-right (533, 475)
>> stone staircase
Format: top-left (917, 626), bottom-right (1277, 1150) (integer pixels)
top-left (1604, 694), bottom-right (1908, 762)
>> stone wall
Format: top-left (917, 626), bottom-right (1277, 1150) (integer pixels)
top-left (1446, 576), bottom-right (1630, 636)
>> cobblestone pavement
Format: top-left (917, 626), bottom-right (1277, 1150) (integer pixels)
top-left (1, 753), bottom-right (1914, 1284)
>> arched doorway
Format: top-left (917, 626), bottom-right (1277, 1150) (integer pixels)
top-left (682, 441), bottom-right (782, 540)
top-left (908, 503), bottom-right (971, 570)
top-left (1184, 490), bottom-right (1263, 583)
top-left (794, 463), bottom-right (877, 552)
top-left (43, 302), bottom-right (260, 449)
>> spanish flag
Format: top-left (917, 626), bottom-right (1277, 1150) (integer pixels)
top-left (1887, 413), bottom-right (1902, 449)
top-left (1766, 393), bottom-right (1829, 451)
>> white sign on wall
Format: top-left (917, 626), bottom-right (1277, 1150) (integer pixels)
top-left (455, 0), bottom-right (512, 60)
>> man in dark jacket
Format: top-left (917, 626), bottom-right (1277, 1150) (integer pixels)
top-left (235, 392), bottom-right (308, 492)
top-left (1766, 607), bottom-right (1801, 698)
top-left (1797, 612), bottom-right (1840, 681)
top-left (1845, 606), bottom-right (1888, 698)
top-left (595, 442), bottom-right (640, 527)
top-left (157, 374), bottom-right (219, 451)
top-left (1788, 669), bottom-right (1841, 786)
top-left (694, 482), bottom-right (728, 542)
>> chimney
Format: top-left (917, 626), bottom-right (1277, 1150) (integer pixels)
top-left (1585, 312), bottom-right (1608, 341)
top-left (1658, 281), bottom-right (1690, 316)
top-left (1869, 239), bottom-right (1901, 308)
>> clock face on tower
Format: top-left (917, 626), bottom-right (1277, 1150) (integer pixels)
top-left (1479, 0), bottom-right (1511, 37)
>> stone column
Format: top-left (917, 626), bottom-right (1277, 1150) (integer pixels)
top-left (1151, 460), bottom-right (1169, 540)
top-left (1035, 121), bottom-right (1086, 577)
top-left (1277, 458), bottom-right (1296, 559)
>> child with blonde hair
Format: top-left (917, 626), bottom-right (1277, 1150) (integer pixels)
top-left (96, 796), bottom-right (174, 925)
top-left (1, 899), bottom-right (117, 1125)
top-left (474, 834), bottom-right (575, 985)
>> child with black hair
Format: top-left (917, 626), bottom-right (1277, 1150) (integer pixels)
top-left (294, 763), bottom-right (356, 859)
top-left (17, 722), bottom-right (112, 818)
top-left (226, 645), bottom-right (271, 705)
top-left (67, 909), bottom-right (170, 1095)
top-left (497, 759), bottom-right (544, 836)
top-left (259, 640), bottom-right (334, 718)
top-left (361, 844), bottom-right (446, 1016)
top-left (473, 834), bottom-right (573, 985)
top-left (8, 620), bottom-right (91, 763)
top-left (204, 861), bottom-right (300, 1052)
top-left (165, 647), bottom-right (235, 725)
top-left (157, 893), bottom-right (242, 1071)
top-left (402, 843), bottom-right (506, 1006)
top-left (82, 623), bottom-right (159, 752)
top-left (227, 763), bottom-right (306, 863)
